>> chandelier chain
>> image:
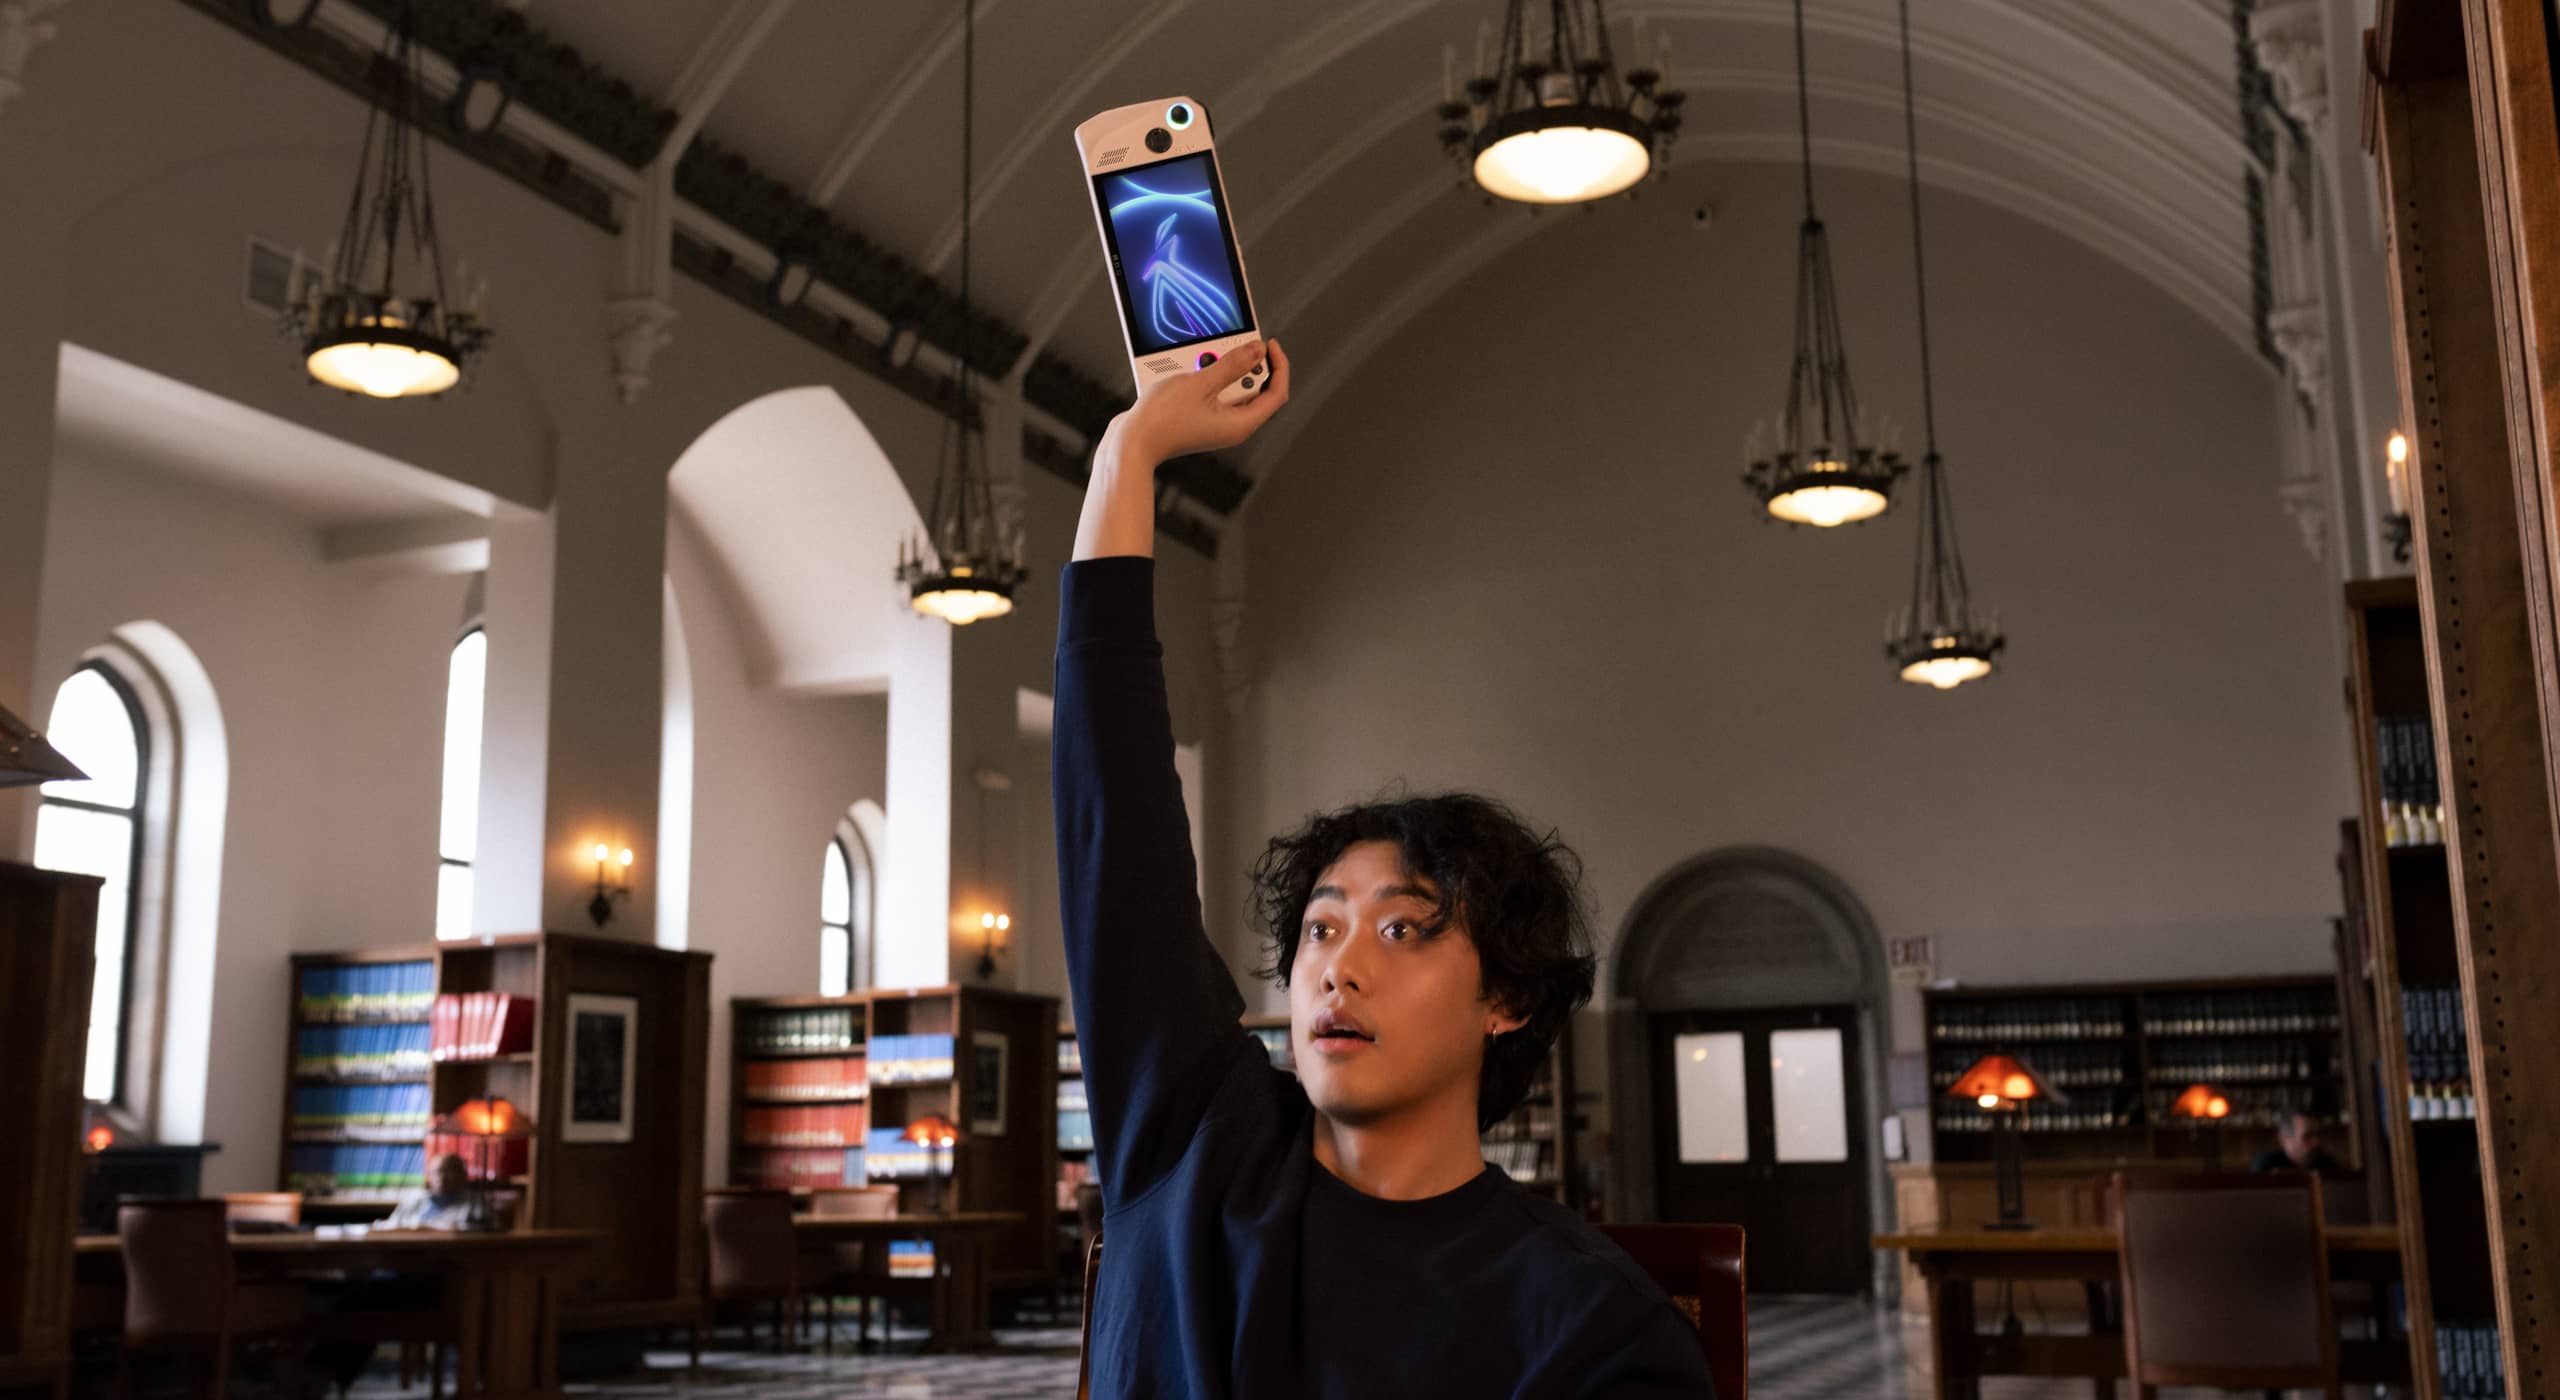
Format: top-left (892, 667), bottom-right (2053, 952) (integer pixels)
top-left (1900, 0), bottom-right (1937, 457)
top-left (1793, 0), bottom-right (1817, 218)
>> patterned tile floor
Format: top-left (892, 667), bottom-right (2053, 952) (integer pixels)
top-left (339, 1297), bottom-right (2331, 1398)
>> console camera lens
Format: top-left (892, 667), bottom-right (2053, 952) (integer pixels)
top-left (1167, 103), bottom-right (1193, 128)
top-left (1144, 127), bottom-right (1172, 153)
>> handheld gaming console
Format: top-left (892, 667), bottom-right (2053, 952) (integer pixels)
top-left (1073, 97), bottom-right (1267, 406)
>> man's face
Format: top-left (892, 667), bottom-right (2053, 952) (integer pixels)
top-left (2280, 1114), bottom-right (2324, 1166)
top-left (1287, 840), bottom-right (1524, 1129)
top-left (432, 1153), bottom-right (471, 1199)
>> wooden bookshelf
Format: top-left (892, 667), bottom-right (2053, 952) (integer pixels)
top-left (2344, 577), bottom-right (2496, 1393)
top-left (277, 934), bottom-right (711, 1330)
top-left (1, 863), bottom-right (101, 1396)
top-left (1922, 976), bottom-right (2349, 1166)
top-left (279, 946), bottom-right (438, 1220)
top-left (729, 985), bottom-right (1057, 1290)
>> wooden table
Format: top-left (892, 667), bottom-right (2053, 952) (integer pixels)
top-left (791, 1211), bottom-right (1022, 1353)
top-left (1875, 1225), bottom-right (2409, 1399)
top-left (76, 1228), bottom-right (595, 1400)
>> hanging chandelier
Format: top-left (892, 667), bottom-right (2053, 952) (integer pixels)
top-left (896, 0), bottom-right (1026, 626)
top-left (1742, 0), bottom-right (1904, 528)
top-left (1885, 0), bottom-right (2004, 690)
top-left (283, 8), bottom-right (491, 400)
top-left (1437, 0), bottom-right (1684, 205)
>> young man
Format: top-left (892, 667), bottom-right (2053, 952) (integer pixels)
top-left (2249, 1109), bottom-right (2346, 1176)
top-left (1055, 341), bottom-right (1715, 1397)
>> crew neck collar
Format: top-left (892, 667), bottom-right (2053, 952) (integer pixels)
top-left (1306, 1151), bottom-right (1505, 1231)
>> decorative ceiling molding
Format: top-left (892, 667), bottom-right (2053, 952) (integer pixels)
top-left (946, 0), bottom-right (2247, 284)
top-left (2243, 0), bottom-right (2327, 134)
top-left (0, 0), bottom-right (69, 116)
top-left (805, 0), bottom-right (1013, 207)
top-left (1238, 128), bottom-right (2266, 503)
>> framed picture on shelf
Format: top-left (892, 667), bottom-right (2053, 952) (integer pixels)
top-left (967, 1029), bottom-right (1009, 1136)
top-left (563, 993), bottom-right (639, 1143)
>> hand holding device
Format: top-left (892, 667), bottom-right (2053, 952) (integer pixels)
top-left (1075, 97), bottom-right (1268, 406)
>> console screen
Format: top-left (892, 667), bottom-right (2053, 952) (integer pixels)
top-left (1092, 151), bottom-right (1254, 356)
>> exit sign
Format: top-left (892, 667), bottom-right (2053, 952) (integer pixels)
top-left (1887, 935), bottom-right (1934, 985)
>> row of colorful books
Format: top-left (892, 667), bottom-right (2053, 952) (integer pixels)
top-left (422, 1133), bottom-right (530, 1179)
top-left (745, 1007), bottom-right (861, 1053)
top-left (286, 1143), bottom-right (422, 1196)
top-left (742, 1056), bottom-right (867, 1102)
top-left (866, 1034), bottom-right (955, 1085)
top-left (1059, 1110), bottom-right (1095, 1153)
top-left (1058, 1037), bottom-right (1082, 1076)
top-left (742, 1103), bottom-right (868, 1148)
top-left (740, 1148), bottom-right (867, 1191)
top-left (1057, 1080), bottom-right (1088, 1113)
top-left (430, 992), bottom-right (536, 1060)
top-left (296, 1024), bottom-right (433, 1078)
top-left (863, 1126), bottom-right (948, 1178)
top-left (298, 960), bottom-right (436, 1024)
top-left (290, 1082), bottom-right (433, 1136)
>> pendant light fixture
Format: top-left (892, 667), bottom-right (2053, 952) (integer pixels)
top-left (1885, 0), bottom-right (2005, 690)
top-left (1742, 0), bottom-right (1904, 528)
top-left (896, 0), bottom-right (1026, 626)
top-left (284, 6), bottom-right (491, 400)
top-left (1437, 0), bottom-right (1684, 206)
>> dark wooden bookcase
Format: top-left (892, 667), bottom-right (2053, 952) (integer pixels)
top-left (279, 945), bottom-right (438, 1221)
top-left (279, 933), bottom-right (712, 1331)
top-left (2343, 577), bottom-right (2497, 1389)
top-left (1922, 976), bottom-right (2349, 1167)
top-left (0, 862), bottom-right (101, 1396)
top-left (729, 985), bottom-right (1057, 1290)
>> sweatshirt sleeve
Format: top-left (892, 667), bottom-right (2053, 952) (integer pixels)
top-left (1565, 1299), bottom-right (1719, 1399)
top-left (1051, 557), bottom-right (1254, 1208)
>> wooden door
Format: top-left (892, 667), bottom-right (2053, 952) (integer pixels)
top-left (1650, 1005), bottom-right (1869, 1295)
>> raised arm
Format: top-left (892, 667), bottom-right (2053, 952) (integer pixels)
top-left (1053, 342), bottom-right (1290, 1205)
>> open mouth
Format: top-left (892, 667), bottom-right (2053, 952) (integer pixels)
top-left (1309, 1010), bottom-right (1374, 1050)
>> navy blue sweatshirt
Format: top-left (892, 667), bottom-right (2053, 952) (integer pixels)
top-left (1053, 557), bottom-right (1716, 1398)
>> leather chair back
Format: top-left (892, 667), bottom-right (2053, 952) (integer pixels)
top-left (221, 1192), bottom-right (302, 1226)
top-left (1597, 1223), bottom-right (1747, 1400)
top-left (701, 1189), bottom-right (798, 1300)
top-left (1075, 1235), bottom-right (1103, 1400)
top-left (119, 1199), bottom-right (236, 1341)
top-left (2112, 1171), bottom-right (2339, 1394)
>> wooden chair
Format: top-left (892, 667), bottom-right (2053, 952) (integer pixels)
top-left (115, 1199), bottom-right (309, 1400)
top-left (1596, 1223), bottom-right (1747, 1400)
top-left (2112, 1171), bottom-right (2340, 1398)
top-left (1074, 1235), bottom-right (1103, 1400)
top-left (691, 1189), bottom-right (800, 1363)
top-left (798, 1184), bottom-right (899, 1352)
top-left (218, 1193), bottom-right (302, 1228)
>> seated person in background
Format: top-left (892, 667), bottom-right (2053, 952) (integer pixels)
top-left (380, 1151), bottom-right (475, 1230)
top-left (1056, 342), bottom-right (1713, 1396)
top-left (2250, 1109), bottom-right (2346, 1175)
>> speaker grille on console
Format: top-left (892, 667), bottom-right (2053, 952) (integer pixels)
top-left (1142, 356), bottom-right (1179, 374)
top-left (1097, 147), bottom-right (1129, 168)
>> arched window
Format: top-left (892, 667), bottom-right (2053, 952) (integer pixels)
top-left (34, 665), bottom-right (148, 1102)
top-left (819, 831), bottom-right (874, 997)
top-left (435, 629), bottom-right (487, 940)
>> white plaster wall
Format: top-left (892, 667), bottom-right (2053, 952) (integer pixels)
top-left (1225, 161), bottom-right (2358, 1125)
top-left (34, 452), bottom-right (469, 1192)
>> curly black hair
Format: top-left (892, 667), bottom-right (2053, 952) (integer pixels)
top-left (1247, 791), bottom-right (1597, 1130)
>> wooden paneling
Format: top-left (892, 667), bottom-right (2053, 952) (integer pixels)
top-left (2372, 7), bottom-right (2560, 1385)
top-left (0, 862), bottom-right (101, 1382)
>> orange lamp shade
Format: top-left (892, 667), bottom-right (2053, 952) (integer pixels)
top-left (85, 1124), bottom-right (114, 1152)
top-left (1945, 1053), bottom-right (2065, 1108)
top-left (902, 1114), bottom-right (959, 1149)
top-left (439, 1096), bottom-right (530, 1138)
top-left (2168, 1083), bottom-right (2232, 1121)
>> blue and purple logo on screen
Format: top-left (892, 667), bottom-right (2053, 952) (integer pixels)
top-left (1099, 153), bottom-right (1249, 355)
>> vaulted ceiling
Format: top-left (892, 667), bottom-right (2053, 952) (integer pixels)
top-left (229, 0), bottom-right (2261, 529)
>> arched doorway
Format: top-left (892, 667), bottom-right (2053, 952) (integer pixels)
top-left (1606, 847), bottom-right (1892, 1296)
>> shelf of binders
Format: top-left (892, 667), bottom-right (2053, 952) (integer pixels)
top-left (284, 951), bottom-right (439, 1210)
top-left (428, 991), bottom-right (537, 1062)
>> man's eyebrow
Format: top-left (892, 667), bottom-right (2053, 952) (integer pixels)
top-left (1309, 884), bottom-right (1344, 902)
top-left (1375, 883), bottom-right (1437, 903)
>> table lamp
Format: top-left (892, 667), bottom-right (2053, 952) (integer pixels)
top-left (430, 1096), bottom-right (532, 1232)
top-left (1946, 1053), bottom-right (2063, 1231)
top-left (901, 1114), bottom-right (958, 1214)
top-left (2166, 1082), bottom-right (2232, 1168)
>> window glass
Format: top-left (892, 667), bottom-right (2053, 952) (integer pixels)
top-left (435, 630), bottom-right (486, 939)
top-left (1770, 1027), bottom-right (1851, 1163)
top-left (1672, 1032), bottom-right (1748, 1163)
top-left (36, 665), bottom-right (146, 1101)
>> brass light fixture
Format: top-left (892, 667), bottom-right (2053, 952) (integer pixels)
top-left (1436, 0), bottom-right (1684, 206)
top-left (1742, 0), bottom-right (1905, 527)
top-left (897, 0), bottom-right (1026, 626)
top-left (1884, 0), bottom-right (2005, 689)
top-left (285, 6), bottom-right (491, 399)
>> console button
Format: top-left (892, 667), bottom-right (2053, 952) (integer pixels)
top-left (1196, 350), bottom-right (1218, 369)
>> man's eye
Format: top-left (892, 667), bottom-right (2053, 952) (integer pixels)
top-left (1382, 920), bottom-right (1412, 941)
top-left (1304, 922), bottom-right (1330, 941)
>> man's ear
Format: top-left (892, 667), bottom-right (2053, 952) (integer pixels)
top-left (1485, 1002), bottom-right (1528, 1038)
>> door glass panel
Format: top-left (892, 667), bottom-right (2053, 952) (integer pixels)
top-left (1671, 1032), bottom-right (1747, 1163)
top-left (1770, 1027), bottom-right (1851, 1162)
